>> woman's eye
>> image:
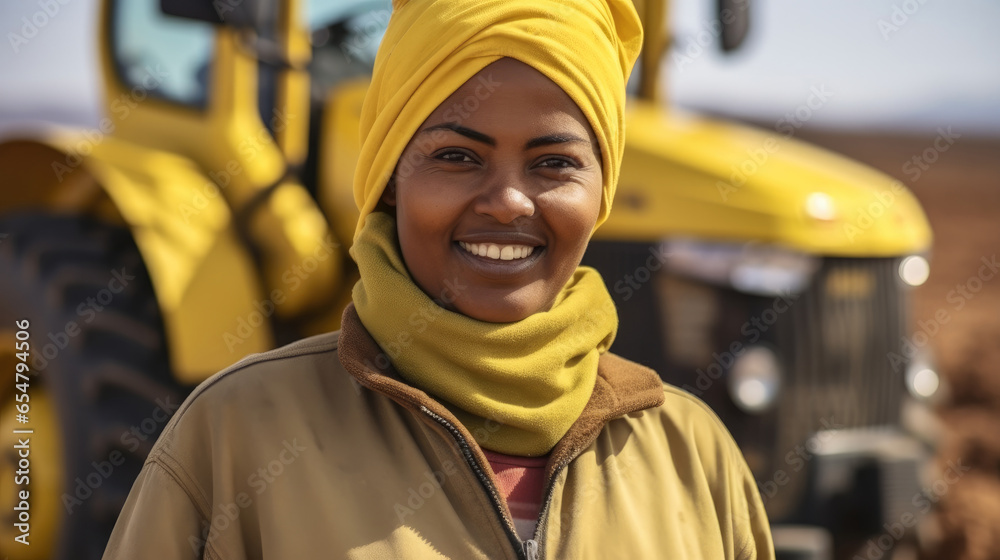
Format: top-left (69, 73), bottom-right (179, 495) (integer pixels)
top-left (537, 157), bottom-right (576, 169)
top-left (436, 151), bottom-right (475, 163)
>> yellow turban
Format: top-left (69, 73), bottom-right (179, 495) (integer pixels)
top-left (352, 0), bottom-right (644, 242)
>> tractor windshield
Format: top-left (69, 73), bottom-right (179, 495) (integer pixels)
top-left (112, 0), bottom-right (215, 107)
top-left (307, 0), bottom-right (391, 102)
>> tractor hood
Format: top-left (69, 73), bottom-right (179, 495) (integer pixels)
top-left (599, 101), bottom-right (932, 257)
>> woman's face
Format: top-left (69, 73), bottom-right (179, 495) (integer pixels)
top-left (385, 58), bottom-right (604, 323)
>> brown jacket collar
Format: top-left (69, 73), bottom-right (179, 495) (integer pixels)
top-left (336, 303), bottom-right (665, 482)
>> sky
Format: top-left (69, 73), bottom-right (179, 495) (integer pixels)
top-left (668, 0), bottom-right (1000, 135)
top-left (1, 0), bottom-right (999, 136)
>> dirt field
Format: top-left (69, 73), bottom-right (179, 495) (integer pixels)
top-left (799, 129), bottom-right (1000, 560)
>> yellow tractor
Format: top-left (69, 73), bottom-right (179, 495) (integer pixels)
top-left (0, 0), bottom-right (933, 558)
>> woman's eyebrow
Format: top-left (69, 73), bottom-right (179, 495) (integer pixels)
top-left (420, 122), bottom-right (589, 151)
top-left (524, 134), bottom-right (589, 150)
top-left (420, 122), bottom-right (495, 146)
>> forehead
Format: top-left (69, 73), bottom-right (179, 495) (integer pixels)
top-left (422, 58), bottom-right (597, 140)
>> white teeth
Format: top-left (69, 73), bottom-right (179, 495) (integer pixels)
top-left (459, 241), bottom-right (536, 261)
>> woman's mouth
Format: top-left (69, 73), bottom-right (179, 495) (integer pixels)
top-left (453, 240), bottom-right (545, 279)
top-left (458, 241), bottom-right (536, 261)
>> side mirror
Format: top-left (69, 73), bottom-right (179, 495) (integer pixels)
top-left (160, 0), bottom-right (261, 28)
top-left (717, 0), bottom-right (750, 52)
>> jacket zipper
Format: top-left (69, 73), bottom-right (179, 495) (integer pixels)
top-left (523, 538), bottom-right (539, 560)
top-left (421, 407), bottom-right (537, 560)
top-left (527, 458), bottom-right (570, 559)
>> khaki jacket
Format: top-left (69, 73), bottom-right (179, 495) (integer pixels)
top-left (104, 305), bottom-right (774, 559)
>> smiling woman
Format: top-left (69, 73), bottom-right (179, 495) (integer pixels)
top-left (386, 58), bottom-right (603, 322)
top-left (348, 57), bottom-right (620, 460)
top-left (103, 0), bottom-right (775, 558)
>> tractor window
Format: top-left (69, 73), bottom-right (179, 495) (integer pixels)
top-left (307, 0), bottom-right (391, 102)
top-left (111, 0), bottom-right (214, 108)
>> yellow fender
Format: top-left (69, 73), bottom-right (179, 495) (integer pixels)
top-left (0, 134), bottom-right (273, 384)
top-left (602, 103), bottom-right (933, 256)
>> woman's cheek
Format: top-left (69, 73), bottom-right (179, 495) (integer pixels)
top-left (537, 182), bottom-right (601, 233)
top-left (401, 178), bottom-right (465, 228)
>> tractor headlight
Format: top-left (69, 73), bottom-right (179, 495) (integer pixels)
top-left (898, 255), bottom-right (930, 287)
top-left (728, 346), bottom-right (782, 413)
top-left (905, 352), bottom-right (940, 400)
top-left (805, 192), bottom-right (837, 221)
top-left (661, 239), bottom-right (820, 296)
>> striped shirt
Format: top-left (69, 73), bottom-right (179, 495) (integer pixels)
top-left (483, 450), bottom-right (548, 541)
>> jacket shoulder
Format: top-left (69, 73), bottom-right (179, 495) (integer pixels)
top-left (596, 351), bottom-right (742, 465)
top-left (643, 382), bottom-right (750, 477)
top-left (598, 351), bottom-right (734, 442)
top-left (152, 331), bottom-right (349, 458)
top-left (185, 330), bottom-right (341, 400)
top-left (659, 383), bottom-right (732, 433)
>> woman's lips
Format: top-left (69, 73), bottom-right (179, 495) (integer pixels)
top-left (458, 241), bottom-right (535, 261)
top-left (453, 241), bottom-right (544, 279)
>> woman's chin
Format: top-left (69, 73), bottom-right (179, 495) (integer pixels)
top-left (451, 291), bottom-right (554, 324)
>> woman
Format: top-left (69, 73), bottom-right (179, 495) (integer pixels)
top-left (104, 0), bottom-right (774, 558)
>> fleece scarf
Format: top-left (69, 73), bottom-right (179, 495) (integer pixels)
top-left (352, 212), bottom-right (618, 456)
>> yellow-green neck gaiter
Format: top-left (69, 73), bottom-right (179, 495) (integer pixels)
top-left (352, 212), bottom-right (618, 456)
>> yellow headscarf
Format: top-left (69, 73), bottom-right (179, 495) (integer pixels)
top-left (350, 0), bottom-right (643, 456)
top-left (352, 0), bottom-right (644, 243)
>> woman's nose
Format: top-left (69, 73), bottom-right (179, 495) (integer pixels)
top-left (473, 170), bottom-right (535, 224)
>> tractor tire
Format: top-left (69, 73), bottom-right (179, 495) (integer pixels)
top-left (0, 212), bottom-right (191, 560)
